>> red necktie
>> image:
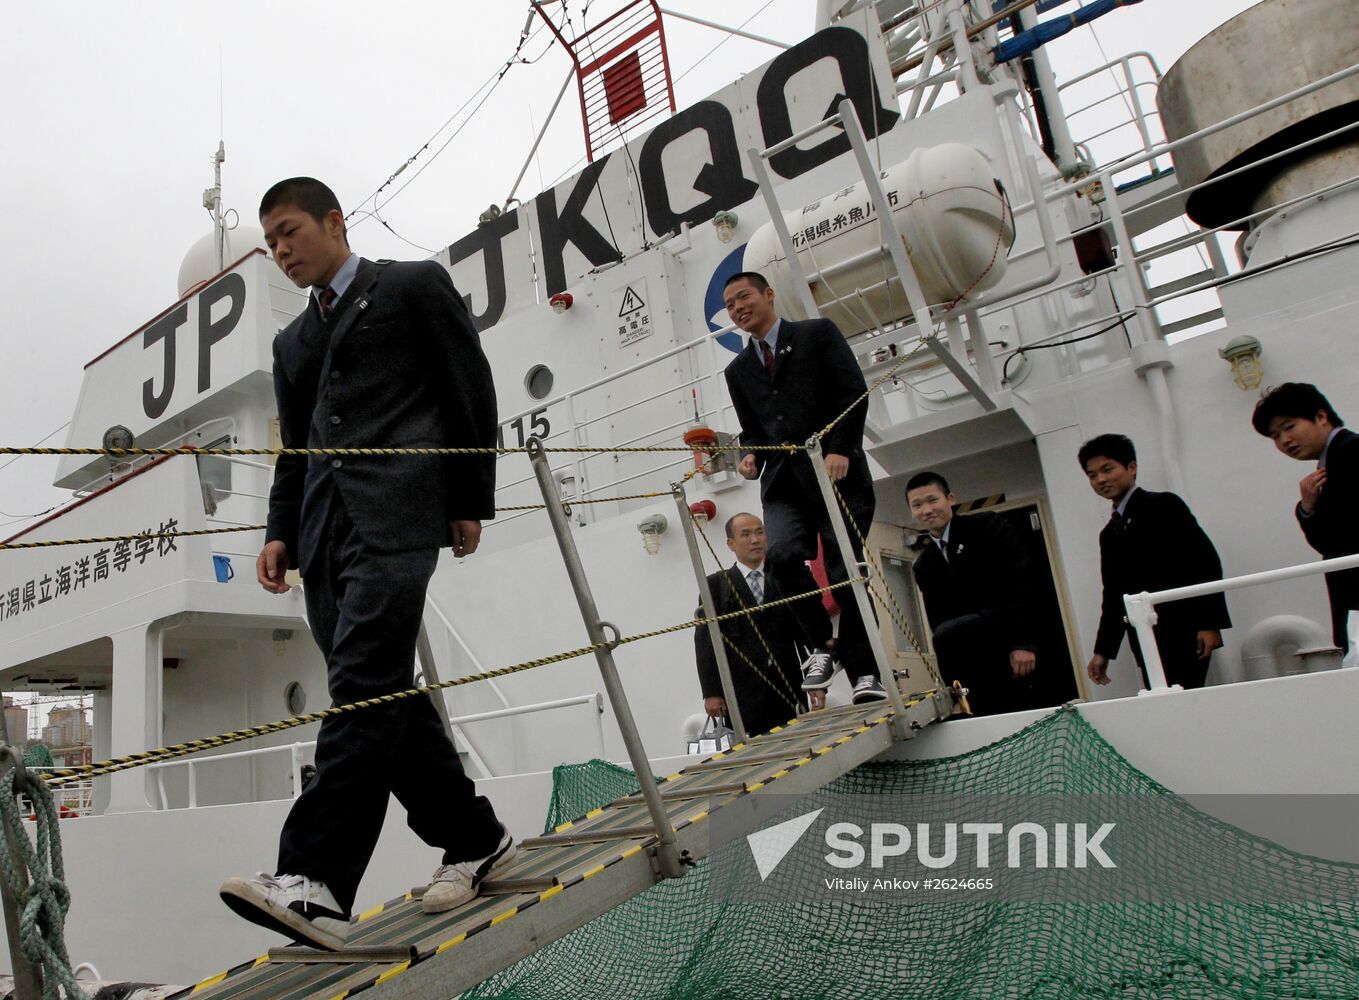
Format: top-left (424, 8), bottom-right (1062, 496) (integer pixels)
top-left (318, 286), bottom-right (338, 320)
top-left (760, 339), bottom-right (775, 377)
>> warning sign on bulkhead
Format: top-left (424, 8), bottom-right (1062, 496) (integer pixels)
top-left (616, 280), bottom-right (652, 347)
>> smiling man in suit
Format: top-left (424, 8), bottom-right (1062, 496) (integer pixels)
top-left (1252, 382), bottom-right (1359, 650)
top-left (695, 512), bottom-right (834, 736)
top-left (907, 472), bottom-right (1038, 716)
top-left (219, 178), bottom-right (513, 950)
top-left (1081, 434), bottom-right (1231, 689)
top-left (722, 272), bottom-right (888, 705)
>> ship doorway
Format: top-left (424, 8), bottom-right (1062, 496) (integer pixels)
top-left (987, 499), bottom-right (1081, 710)
top-left (870, 498), bottom-right (1081, 712)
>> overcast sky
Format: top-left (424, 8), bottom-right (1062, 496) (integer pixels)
top-left (0, 0), bottom-right (1259, 528)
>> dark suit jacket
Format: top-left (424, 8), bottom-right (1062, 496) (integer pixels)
top-left (694, 563), bottom-right (830, 736)
top-left (1094, 488), bottom-right (1231, 659)
top-left (1296, 427), bottom-right (1359, 646)
top-left (912, 511), bottom-right (1036, 654)
top-left (723, 317), bottom-right (870, 504)
top-left (265, 258), bottom-right (497, 574)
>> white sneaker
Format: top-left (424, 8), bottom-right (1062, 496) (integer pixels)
top-left (421, 826), bottom-right (517, 914)
top-left (219, 872), bottom-right (349, 951)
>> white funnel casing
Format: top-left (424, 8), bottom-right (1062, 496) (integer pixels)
top-left (743, 143), bottom-right (1014, 336)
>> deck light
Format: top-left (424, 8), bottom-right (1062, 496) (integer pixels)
top-left (689, 499), bottom-right (717, 527)
top-left (712, 211), bottom-right (739, 244)
top-left (550, 292), bottom-right (574, 314)
top-left (637, 513), bottom-right (668, 555)
top-left (1218, 335), bottom-right (1263, 391)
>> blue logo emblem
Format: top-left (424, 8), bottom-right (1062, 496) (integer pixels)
top-left (704, 244), bottom-right (748, 354)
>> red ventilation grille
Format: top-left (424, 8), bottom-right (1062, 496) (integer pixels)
top-left (537, 1), bottom-right (677, 162)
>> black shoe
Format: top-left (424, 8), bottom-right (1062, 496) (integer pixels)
top-left (851, 675), bottom-right (889, 703)
top-left (800, 649), bottom-right (837, 690)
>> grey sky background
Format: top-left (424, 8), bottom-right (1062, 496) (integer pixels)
top-left (0, 0), bottom-right (1258, 530)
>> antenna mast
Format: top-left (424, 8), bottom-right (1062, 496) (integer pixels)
top-left (203, 141), bottom-right (227, 271)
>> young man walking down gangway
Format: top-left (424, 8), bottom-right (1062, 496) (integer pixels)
top-left (219, 177), bottom-right (513, 950)
top-left (722, 271), bottom-right (888, 705)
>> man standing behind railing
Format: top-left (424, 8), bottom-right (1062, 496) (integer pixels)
top-left (1252, 383), bottom-right (1359, 652)
top-left (722, 271), bottom-right (888, 704)
top-left (1081, 434), bottom-right (1231, 689)
top-left (218, 177), bottom-right (513, 951)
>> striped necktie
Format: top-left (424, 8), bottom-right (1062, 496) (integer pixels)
top-left (748, 569), bottom-right (764, 604)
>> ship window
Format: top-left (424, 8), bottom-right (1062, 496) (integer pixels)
top-left (525, 365), bottom-right (554, 401)
top-left (284, 681), bottom-right (306, 715)
top-left (195, 435), bottom-right (233, 499)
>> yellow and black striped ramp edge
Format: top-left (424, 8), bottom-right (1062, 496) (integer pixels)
top-left (173, 685), bottom-right (952, 1000)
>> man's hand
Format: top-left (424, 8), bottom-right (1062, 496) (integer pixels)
top-left (1299, 469), bottom-right (1327, 514)
top-left (1195, 629), bottom-right (1222, 660)
top-left (704, 696), bottom-right (727, 718)
top-left (1010, 648), bottom-right (1036, 678)
top-left (257, 540), bottom-right (291, 594)
top-left (1086, 653), bottom-right (1110, 686)
top-left (824, 453), bottom-right (850, 481)
top-left (450, 520), bottom-right (482, 557)
top-left (738, 453), bottom-right (759, 480)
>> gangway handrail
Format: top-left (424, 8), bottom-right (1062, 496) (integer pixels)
top-left (1124, 553), bottom-right (1359, 693)
top-left (145, 694), bottom-right (607, 809)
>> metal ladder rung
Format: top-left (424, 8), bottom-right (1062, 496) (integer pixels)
top-left (610, 780), bottom-right (747, 806)
top-left (478, 875), bottom-right (561, 895)
top-left (269, 945), bottom-right (418, 965)
top-left (687, 746), bottom-right (819, 771)
top-left (520, 824), bottom-right (660, 849)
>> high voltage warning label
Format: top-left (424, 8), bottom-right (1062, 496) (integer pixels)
top-left (616, 281), bottom-right (652, 347)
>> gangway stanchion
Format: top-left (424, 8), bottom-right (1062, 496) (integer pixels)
top-left (804, 436), bottom-right (913, 735)
top-left (671, 481), bottom-right (749, 743)
top-left (526, 436), bottom-right (686, 880)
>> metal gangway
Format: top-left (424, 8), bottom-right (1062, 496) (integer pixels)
top-left (173, 691), bottom-right (950, 1000)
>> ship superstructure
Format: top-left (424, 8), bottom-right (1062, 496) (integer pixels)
top-left (0, 0), bottom-right (1357, 989)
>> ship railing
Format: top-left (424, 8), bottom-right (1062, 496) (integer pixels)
top-left (492, 322), bottom-right (740, 526)
top-left (144, 693), bottom-right (606, 810)
top-left (1124, 553), bottom-right (1359, 694)
top-left (1055, 52), bottom-right (1165, 181)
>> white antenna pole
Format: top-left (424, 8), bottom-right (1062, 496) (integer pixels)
top-left (203, 141), bottom-right (227, 271)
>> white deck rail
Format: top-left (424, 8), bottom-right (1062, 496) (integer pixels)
top-left (1124, 553), bottom-right (1359, 692)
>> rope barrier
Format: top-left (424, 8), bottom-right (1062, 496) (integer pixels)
top-left (0, 762), bottom-right (86, 999)
top-left (0, 525), bottom-right (266, 551)
top-left (42, 578), bottom-right (859, 788)
top-left (0, 444), bottom-right (798, 458)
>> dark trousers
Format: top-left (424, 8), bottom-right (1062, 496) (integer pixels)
top-left (762, 477), bottom-right (880, 684)
top-left (277, 495), bottom-right (502, 913)
top-left (1127, 625), bottom-right (1211, 690)
top-left (931, 614), bottom-right (1039, 717)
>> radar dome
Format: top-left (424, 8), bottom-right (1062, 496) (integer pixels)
top-left (177, 224), bottom-right (269, 297)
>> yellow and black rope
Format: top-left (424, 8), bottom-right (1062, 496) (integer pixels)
top-left (43, 577), bottom-right (858, 788)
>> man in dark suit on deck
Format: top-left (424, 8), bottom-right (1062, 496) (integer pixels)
top-left (1081, 434), bottom-right (1231, 689)
top-left (722, 271), bottom-right (888, 705)
top-left (907, 472), bottom-right (1039, 716)
top-left (695, 512), bottom-right (834, 736)
top-left (219, 177), bottom-right (513, 950)
top-left (1252, 382), bottom-right (1359, 651)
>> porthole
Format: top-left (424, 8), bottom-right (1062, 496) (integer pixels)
top-left (525, 364), bottom-right (554, 401)
top-left (284, 681), bottom-right (307, 716)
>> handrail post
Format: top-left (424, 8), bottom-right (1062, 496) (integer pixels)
top-left (526, 438), bottom-right (686, 879)
top-left (0, 713), bottom-right (43, 1000)
top-left (803, 438), bottom-right (912, 732)
top-left (1123, 591), bottom-right (1177, 694)
top-left (671, 482), bottom-right (749, 743)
